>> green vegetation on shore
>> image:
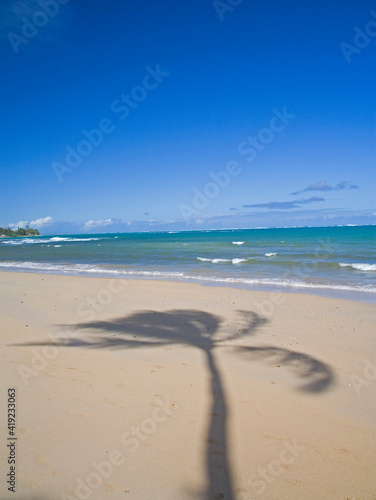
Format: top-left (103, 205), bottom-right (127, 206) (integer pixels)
top-left (0, 226), bottom-right (40, 237)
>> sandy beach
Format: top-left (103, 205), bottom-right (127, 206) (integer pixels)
top-left (1, 271), bottom-right (375, 500)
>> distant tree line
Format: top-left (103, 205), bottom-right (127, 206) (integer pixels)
top-left (0, 226), bottom-right (40, 237)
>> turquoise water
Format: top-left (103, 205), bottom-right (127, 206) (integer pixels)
top-left (0, 226), bottom-right (375, 301)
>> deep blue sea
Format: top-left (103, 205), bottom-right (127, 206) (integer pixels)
top-left (1, 226), bottom-right (375, 301)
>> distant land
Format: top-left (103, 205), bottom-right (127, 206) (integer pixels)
top-left (0, 226), bottom-right (40, 237)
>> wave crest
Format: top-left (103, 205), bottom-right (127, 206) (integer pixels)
top-left (339, 263), bottom-right (376, 272)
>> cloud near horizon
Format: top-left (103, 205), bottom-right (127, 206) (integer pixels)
top-left (291, 180), bottom-right (358, 195)
top-left (8, 220), bottom-right (28, 230)
top-left (8, 216), bottom-right (53, 229)
top-left (30, 216), bottom-right (53, 228)
top-left (84, 218), bottom-right (118, 229)
top-left (3, 208), bottom-right (375, 235)
top-left (243, 196), bottom-right (325, 210)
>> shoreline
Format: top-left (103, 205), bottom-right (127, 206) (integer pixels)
top-left (1, 271), bottom-right (376, 499)
top-left (1, 266), bottom-right (375, 304)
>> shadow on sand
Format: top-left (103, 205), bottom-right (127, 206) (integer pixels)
top-left (18, 309), bottom-right (335, 499)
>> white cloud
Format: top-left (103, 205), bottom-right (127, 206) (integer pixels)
top-left (84, 218), bottom-right (115, 229)
top-left (8, 220), bottom-right (28, 229)
top-left (30, 216), bottom-right (54, 228)
top-left (7, 216), bottom-right (53, 230)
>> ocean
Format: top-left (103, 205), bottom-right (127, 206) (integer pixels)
top-left (0, 225), bottom-right (375, 302)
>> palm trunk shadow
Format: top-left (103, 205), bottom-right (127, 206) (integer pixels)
top-left (205, 349), bottom-right (233, 500)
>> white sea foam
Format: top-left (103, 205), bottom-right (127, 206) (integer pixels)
top-left (0, 261), bottom-right (186, 278)
top-left (1, 260), bottom-right (375, 294)
top-left (2, 238), bottom-right (53, 245)
top-left (197, 257), bottom-right (230, 263)
top-left (54, 245), bottom-right (62, 248)
top-left (339, 263), bottom-right (376, 272)
top-left (232, 241), bottom-right (244, 245)
top-left (197, 257), bottom-right (249, 264)
top-left (265, 252), bottom-right (277, 257)
top-left (1, 236), bottom-right (101, 245)
top-left (50, 237), bottom-right (100, 242)
top-left (1, 240), bottom-right (23, 245)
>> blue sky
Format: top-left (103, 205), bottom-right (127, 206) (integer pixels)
top-left (1, 0), bottom-right (375, 234)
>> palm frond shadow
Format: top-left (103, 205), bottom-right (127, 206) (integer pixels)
top-left (16, 308), bottom-right (335, 499)
top-left (235, 345), bottom-right (335, 393)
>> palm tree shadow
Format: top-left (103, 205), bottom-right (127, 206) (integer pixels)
top-left (52, 309), bottom-right (266, 499)
top-left (16, 309), bottom-right (335, 499)
top-left (58, 309), bottom-right (264, 499)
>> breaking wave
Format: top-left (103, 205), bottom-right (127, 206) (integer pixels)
top-left (339, 263), bottom-right (376, 272)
